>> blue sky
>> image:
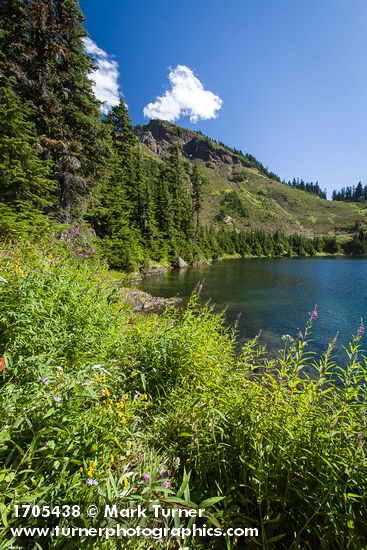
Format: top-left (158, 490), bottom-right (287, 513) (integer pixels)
top-left (80, 0), bottom-right (367, 196)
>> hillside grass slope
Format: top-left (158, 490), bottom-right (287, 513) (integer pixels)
top-left (137, 120), bottom-right (367, 239)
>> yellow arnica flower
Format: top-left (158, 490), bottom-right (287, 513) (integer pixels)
top-left (117, 411), bottom-right (124, 418)
top-left (102, 388), bottom-right (110, 397)
top-left (120, 417), bottom-right (127, 424)
top-left (79, 467), bottom-right (83, 473)
top-left (141, 393), bottom-right (148, 401)
top-left (122, 476), bottom-right (128, 487)
top-left (87, 469), bottom-right (93, 477)
top-left (110, 455), bottom-right (114, 463)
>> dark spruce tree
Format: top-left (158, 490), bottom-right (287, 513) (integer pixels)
top-left (0, 73), bottom-right (56, 236)
top-left (90, 99), bottom-right (144, 271)
top-left (0, 0), bottom-right (110, 221)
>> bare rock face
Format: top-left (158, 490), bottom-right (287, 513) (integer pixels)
top-left (134, 119), bottom-right (244, 167)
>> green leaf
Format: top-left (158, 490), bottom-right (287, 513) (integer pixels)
top-left (198, 496), bottom-right (224, 508)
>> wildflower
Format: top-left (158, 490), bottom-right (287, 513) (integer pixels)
top-left (80, 467), bottom-right (83, 473)
top-left (0, 357), bottom-right (5, 371)
top-left (126, 441), bottom-right (132, 449)
top-left (358, 321), bottom-right (365, 337)
top-left (102, 388), bottom-right (110, 397)
top-left (70, 226), bottom-right (80, 238)
top-left (309, 305), bottom-right (318, 321)
top-left (122, 476), bottom-right (128, 487)
top-left (140, 393), bottom-right (148, 401)
top-left (41, 376), bottom-right (49, 385)
top-left (162, 481), bottom-right (171, 489)
top-left (110, 455), bottom-right (115, 463)
top-left (87, 478), bottom-right (98, 486)
top-left (53, 396), bottom-right (62, 403)
top-left (173, 457), bottom-right (180, 469)
top-left (143, 472), bottom-right (151, 483)
top-left (281, 334), bottom-right (294, 344)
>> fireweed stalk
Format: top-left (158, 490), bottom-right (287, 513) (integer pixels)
top-left (1, 243), bottom-right (367, 549)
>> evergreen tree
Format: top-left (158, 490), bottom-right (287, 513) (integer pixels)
top-left (190, 163), bottom-right (205, 231)
top-left (0, 74), bottom-right (54, 209)
top-left (90, 99), bottom-right (143, 271)
top-left (0, 0), bottom-right (110, 220)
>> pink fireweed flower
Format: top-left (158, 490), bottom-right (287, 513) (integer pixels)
top-left (143, 472), bottom-right (151, 483)
top-left (309, 305), bottom-right (318, 321)
top-left (162, 481), bottom-right (171, 488)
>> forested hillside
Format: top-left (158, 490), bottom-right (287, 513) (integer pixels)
top-left (1, 0), bottom-right (367, 272)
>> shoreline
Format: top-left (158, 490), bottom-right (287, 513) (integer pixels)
top-left (117, 250), bottom-right (358, 284)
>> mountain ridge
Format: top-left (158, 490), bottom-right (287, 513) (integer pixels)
top-left (135, 119), bottom-right (367, 239)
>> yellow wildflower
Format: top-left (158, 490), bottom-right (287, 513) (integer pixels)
top-left (122, 476), bottom-right (128, 487)
top-left (110, 455), bottom-right (115, 463)
top-left (141, 393), bottom-right (148, 401)
top-left (102, 388), bottom-right (110, 397)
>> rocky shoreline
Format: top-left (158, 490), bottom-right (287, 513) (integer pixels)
top-left (119, 287), bottom-right (182, 312)
top-left (118, 258), bottom-right (212, 312)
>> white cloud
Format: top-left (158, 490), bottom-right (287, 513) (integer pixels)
top-left (83, 37), bottom-right (120, 114)
top-left (143, 65), bottom-right (223, 123)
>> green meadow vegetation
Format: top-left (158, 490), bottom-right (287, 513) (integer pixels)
top-left (1, 1), bottom-right (367, 548)
top-left (0, 238), bottom-right (366, 549)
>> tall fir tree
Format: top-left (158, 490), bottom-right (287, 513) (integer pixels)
top-left (190, 163), bottom-right (205, 231)
top-left (0, 0), bottom-right (110, 220)
top-left (90, 98), bottom-right (144, 271)
top-left (0, 73), bottom-right (55, 209)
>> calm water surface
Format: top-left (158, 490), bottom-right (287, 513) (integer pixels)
top-left (134, 258), bottom-right (367, 354)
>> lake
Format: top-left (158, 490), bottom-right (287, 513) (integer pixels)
top-left (134, 257), bottom-right (367, 356)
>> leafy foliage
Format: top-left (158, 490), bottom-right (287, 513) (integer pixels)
top-left (0, 244), bottom-right (366, 548)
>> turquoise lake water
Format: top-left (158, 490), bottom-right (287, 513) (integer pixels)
top-left (134, 257), bottom-right (367, 355)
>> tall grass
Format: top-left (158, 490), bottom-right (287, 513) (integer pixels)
top-left (0, 242), bottom-right (366, 549)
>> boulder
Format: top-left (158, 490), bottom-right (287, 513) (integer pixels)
top-left (175, 257), bottom-right (188, 269)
